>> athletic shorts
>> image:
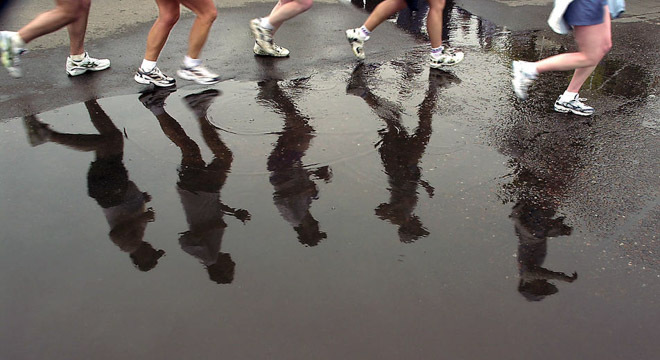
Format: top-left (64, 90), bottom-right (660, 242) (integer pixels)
top-left (406, 0), bottom-right (419, 12)
top-left (564, 0), bottom-right (607, 26)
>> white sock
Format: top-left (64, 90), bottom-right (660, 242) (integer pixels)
top-left (11, 32), bottom-right (26, 49)
top-left (141, 59), bottom-right (157, 72)
top-left (430, 46), bottom-right (444, 59)
top-left (70, 53), bottom-right (85, 61)
top-left (522, 61), bottom-right (539, 77)
top-left (358, 25), bottom-right (371, 40)
top-left (560, 91), bottom-right (578, 102)
top-left (260, 18), bottom-right (275, 30)
top-left (183, 55), bottom-right (202, 69)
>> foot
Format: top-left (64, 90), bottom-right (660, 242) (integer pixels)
top-left (1, 31), bottom-right (25, 78)
top-left (253, 42), bottom-right (289, 57)
top-left (177, 65), bottom-right (221, 85)
top-left (134, 66), bottom-right (176, 87)
top-left (249, 18), bottom-right (275, 54)
top-left (511, 60), bottom-right (537, 100)
top-left (345, 28), bottom-right (367, 60)
top-left (138, 87), bottom-right (177, 112)
top-left (554, 94), bottom-right (594, 116)
top-left (184, 89), bottom-right (221, 118)
top-left (22, 115), bottom-right (50, 146)
top-left (66, 52), bottom-right (110, 76)
top-left (429, 47), bottom-right (464, 68)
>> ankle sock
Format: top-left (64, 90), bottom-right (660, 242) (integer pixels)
top-left (183, 56), bottom-right (202, 69)
top-left (70, 53), bottom-right (85, 61)
top-left (11, 32), bottom-right (26, 49)
top-left (430, 46), bottom-right (445, 59)
top-left (359, 25), bottom-right (371, 40)
top-left (522, 61), bottom-right (539, 77)
top-left (260, 18), bottom-right (274, 30)
top-left (560, 91), bottom-right (578, 102)
top-left (141, 59), bottom-right (157, 72)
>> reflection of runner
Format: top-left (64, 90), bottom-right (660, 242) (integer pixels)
top-left (134, 0), bottom-right (220, 87)
top-left (511, 200), bottom-right (577, 302)
top-left (0, 0), bottom-right (110, 78)
top-left (512, 0), bottom-right (612, 115)
top-left (346, 63), bottom-right (459, 242)
top-left (259, 79), bottom-right (331, 246)
top-left (249, 0), bottom-right (313, 57)
top-left (140, 88), bottom-right (249, 284)
top-left (345, 0), bottom-right (463, 67)
top-left (22, 100), bottom-right (164, 271)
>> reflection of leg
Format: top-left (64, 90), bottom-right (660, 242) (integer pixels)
top-left (140, 88), bottom-right (205, 168)
top-left (85, 100), bottom-right (120, 136)
top-left (184, 90), bottom-right (234, 164)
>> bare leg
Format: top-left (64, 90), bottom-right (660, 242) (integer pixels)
top-left (364, 0), bottom-right (407, 32)
top-left (266, 0), bottom-right (313, 29)
top-left (534, 7), bottom-right (611, 80)
top-left (180, 0), bottom-right (217, 59)
top-left (143, 0), bottom-right (181, 61)
top-left (426, 0), bottom-right (446, 48)
top-left (66, 0), bottom-right (91, 55)
top-left (17, 0), bottom-right (83, 43)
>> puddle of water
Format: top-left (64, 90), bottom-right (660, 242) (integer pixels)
top-left (1, 2), bottom-right (658, 360)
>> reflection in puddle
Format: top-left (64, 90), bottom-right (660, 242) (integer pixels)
top-left (139, 87), bottom-right (250, 284)
top-left (23, 100), bottom-right (165, 271)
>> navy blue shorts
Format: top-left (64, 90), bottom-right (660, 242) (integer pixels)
top-left (564, 0), bottom-right (607, 26)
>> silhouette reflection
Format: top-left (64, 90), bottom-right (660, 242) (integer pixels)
top-left (500, 157), bottom-right (578, 301)
top-left (347, 63), bottom-right (460, 242)
top-left (258, 78), bottom-right (331, 247)
top-left (22, 100), bottom-right (164, 271)
top-left (140, 88), bottom-right (250, 284)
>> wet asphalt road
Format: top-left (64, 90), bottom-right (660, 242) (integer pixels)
top-left (0, 1), bottom-right (659, 360)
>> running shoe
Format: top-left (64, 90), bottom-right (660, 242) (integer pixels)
top-left (429, 47), bottom-right (464, 68)
top-left (66, 52), bottom-right (110, 76)
top-left (511, 60), bottom-right (537, 100)
top-left (138, 87), bottom-right (177, 111)
top-left (177, 65), bottom-right (221, 85)
top-left (134, 66), bottom-right (176, 87)
top-left (184, 89), bottom-right (221, 118)
top-left (554, 94), bottom-right (594, 116)
top-left (345, 28), bottom-right (367, 60)
top-left (253, 42), bottom-right (289, 57)
top-left (1, 31), bottom-right (24, 78)
top-left (249, 18), bottom-right (275, 55)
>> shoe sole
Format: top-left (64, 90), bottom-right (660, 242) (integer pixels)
top-left (66, 64), bottom-right (111, 77)
top-left (346, 31), bottom-right (365, 60)
top-left (554, 104), bottom-right (593, 116)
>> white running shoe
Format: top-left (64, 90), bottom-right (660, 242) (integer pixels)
top-left (134, 66), bottom-right (176, 87)
top-left (177, 65), bottom-right (221, 85)
top-left (1, 31), bottom-right (24, 78)
top-left (554, 94), bottom-right (594, 116)
top-left (345, 28), bottom-right (367, 60)
top-left (66, 52), bottom-right (110, 76)
top-left (429, 47), bottom-right (464, 68)
top-left (253, 42), bottom-right (289, 57)
top-left (249, 18), bottom-right (275, 55)
top-left (511, 60), bottom-right (537, 100)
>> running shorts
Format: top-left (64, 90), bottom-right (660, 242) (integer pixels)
top-left (564, 0), bottom-right (608, 26)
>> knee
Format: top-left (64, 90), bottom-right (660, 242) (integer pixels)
top-left (299, 0), bottom-right (313, 11)
top-left (79, 0), bottom-right (92, 13)
top-left (158, 11), bottom-right (180, 29)
top-left (586, 42), bottom-right (612, 65)
top-left (198, 7), bottom-right (218, 24)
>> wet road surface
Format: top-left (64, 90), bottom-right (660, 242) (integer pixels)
top-left (1, 1), bottom-right (659, 359)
